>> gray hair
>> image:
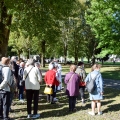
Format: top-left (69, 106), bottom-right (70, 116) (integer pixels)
top-left (26, 59), bottom-right (34, 65)
top-left (49, 63), bottom-right (54, 70)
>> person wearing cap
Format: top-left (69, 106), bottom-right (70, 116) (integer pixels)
top-left (23, 59), bottom-right (42, 119)
top-left (0, 57), bottom-right (14, 120)
top-left (75, 61), bottom-right (86, 104)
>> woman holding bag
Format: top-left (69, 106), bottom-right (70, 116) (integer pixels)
top-left (64, 65), bottom-right (80, 112)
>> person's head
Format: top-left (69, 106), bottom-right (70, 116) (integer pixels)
top-left (53, 62), bottom-right (58, 69)
top-left (16, 60), bottom-right (20, 65)
top-left (34, 62), bottom-right (41, 68)
top-left (26, 59), bottom-right (35, 66)
top-left (70, 65), bottom-right (77, 72)
top-left (48, 63), bottom-right (54, 70)
top-left (11, 56), bottom-right (17, 62)
top-left (1, 57), bottom-right (10, 65)
top-left (20, 62), bottom-right (25, 68)
top-left (91, 63), bottom-right (101, 71)
top-left (78, 61), bottom-right (84, 68)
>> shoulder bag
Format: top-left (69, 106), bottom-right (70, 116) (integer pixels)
top-left (63, 74), bottom-right (74, 93)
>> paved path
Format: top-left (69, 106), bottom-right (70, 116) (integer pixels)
top-left (103, 79), bottom-right (120, 90)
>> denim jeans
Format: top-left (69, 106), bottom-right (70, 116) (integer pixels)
top-left (19, 86), bottom-right (24, 100)
top-left (0, 91), bottom-right (10, 119)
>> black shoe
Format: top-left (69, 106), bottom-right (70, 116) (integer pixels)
top-left (51, 102), bottom-right (56, 104)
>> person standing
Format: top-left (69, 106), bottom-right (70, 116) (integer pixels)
top-left (18, 62), bottom-right (25, 102)
top-left (75, 62), bottom-right (86, 103)
top-left (44, 63), bottom-right (58, 104)
top-left (64, 65), bottom-right (80, 112)
top-left (0, 57), bottom-right (14, 120)
top-left (23, 59), bottom-right (42, 119)
top-left (57, 63), bottom-right (62, 90)
top-left (85, 63), bottom-right (103, 115)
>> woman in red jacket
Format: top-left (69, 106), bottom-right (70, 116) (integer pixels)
top-left (44, 63), bottom-right (59, 104)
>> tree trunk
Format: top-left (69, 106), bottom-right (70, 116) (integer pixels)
top-left (41, 40), bottom-right (45, 67)
top-left (64, 43), bottom-right (67, 64)
top-left (0, 2), bottom-right (12, 59)
top-left (87, 57), bottom-right (90, 63)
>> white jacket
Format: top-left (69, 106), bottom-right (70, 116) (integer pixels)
top-left (23, 65), bottom-right (42, 90)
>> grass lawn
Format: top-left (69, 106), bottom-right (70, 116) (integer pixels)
top-left (10, 88), bottom-right (120, 120)
top-left (61, 65), bottom-right (120, 80)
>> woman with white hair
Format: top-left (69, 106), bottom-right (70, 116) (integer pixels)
top-left (44, 63), bottom-right (58, 104)
top-left (23, 59), bottom-right (42, 119)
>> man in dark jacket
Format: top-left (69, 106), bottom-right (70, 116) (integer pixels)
top-left (18, 62), bottom-right (25, 102)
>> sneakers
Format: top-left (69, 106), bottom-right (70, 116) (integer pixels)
top-left (53, 98), bottom-right (58, 102)
top-left (32, 114), bottom-right (40, 119)
top-left (88, 111), bottom-right (103, 116)
top-left (19, 99), bottom-right (25, 103)
top-left (27, 114), bottom-right (32, 119)
top-left (98, 111), bottom-right (102, 115)
top-left (88, 111), bottom-right (95, 116)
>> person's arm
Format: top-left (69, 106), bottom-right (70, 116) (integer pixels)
top-left (99, 73), bottom-right (103, 94)
top-left (23, 69), bottom-right (27, 80)
top-left (0, 67), bottom-right (11, 89)
top-left (36, 68), bottom-right (42, 83)
top-left (85, 73), bottom-right (90, 84)
top-left (64, 74), bottom-right (69, 84)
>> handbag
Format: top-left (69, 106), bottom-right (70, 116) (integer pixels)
top-left (44, 87), bottom-right (53, 94)
top-left (63, 74), bottom-right (74, 93)
top-left (79, 81), bottom-right (86, 86)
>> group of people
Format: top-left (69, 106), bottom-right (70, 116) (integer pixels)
top-left (0, 56), bottom-right (103, 120)
top-left (0, 57), bottom-right (43, 119)
top-left (64, 62), bottom-right (103, 115)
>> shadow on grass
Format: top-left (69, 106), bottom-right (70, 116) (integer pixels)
top-left (11, 87), bottom-right (120, 119)
top-left (101, 69), bottom-right (120, 80)
top-left (103, 103), bottom-right (120, 113)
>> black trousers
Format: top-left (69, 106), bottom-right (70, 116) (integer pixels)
top-left (26, 89), bottom-right (39, 115)
top-left (0, 91), bottom-right (10, 120)
top-left (47, 85), bottom-right (56, 103)
top-left (79, 86), bottom-right (85, 99)
top-left (69, 96), bottom-right (77, 111)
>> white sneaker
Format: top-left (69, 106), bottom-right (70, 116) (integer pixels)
top-left (98, 111), bottom-right (102, 115)
top-left (88, 111), bottom-right (95, 116)
top-left (53, 98), bottom-right (58, 102)
top-left (32, 114), bottom-right (40, 119)
top-left (19, 99), bottom-right (25, 103)
top-left (27, 114), bottom-right (32, 118)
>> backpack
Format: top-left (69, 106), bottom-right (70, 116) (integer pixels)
top-left (86, 73), bottom-right (99, 93)
top-left (8, 71), bottom-right (16, 93)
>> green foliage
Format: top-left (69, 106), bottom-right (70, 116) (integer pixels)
top-left (85, 0), bottom-right (120, 55)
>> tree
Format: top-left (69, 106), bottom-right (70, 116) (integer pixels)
top-left (85, 0), bottom-right (120, 64)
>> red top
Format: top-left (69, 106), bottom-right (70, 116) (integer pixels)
top-left (44, 70), bottom-right (59, 86)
